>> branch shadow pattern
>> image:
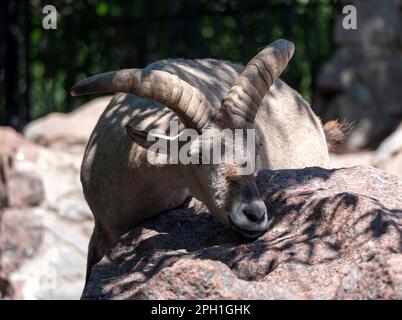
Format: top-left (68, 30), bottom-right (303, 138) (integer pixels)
top-left (83, 166), bottom-right (402, 299)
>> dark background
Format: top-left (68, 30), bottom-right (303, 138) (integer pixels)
top-left (0, 0), bottom-right (340, 130)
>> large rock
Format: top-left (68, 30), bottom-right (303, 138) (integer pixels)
top-left (0, 127), bottom-right (45, 209)
top-left (0, 164), bottom-right (8, 210)
top-left (1, 142), bottom-right (94, 299)
top-left (0, 127), bottom-right (94, 299)
top-left (23, 96), bottom-right (111, 151)
top-left (0, 208), bottom-right (44, 299)
top-left (82, 166), bottom-right (402, 300)
top-left (0, 127), bottom-right (35, 299)
top-left (7, 172), bottom-right (44, 208)
top-left (0, 127), bottom-right (24, 208)
top-left (1, 97), bottom-right (109, 299)
top-left (4, 207), bottom-right (90, 299)
top-left (13, 143), bottom-right (92, 220)
top-left (0, 126), bottom-right (24, 155)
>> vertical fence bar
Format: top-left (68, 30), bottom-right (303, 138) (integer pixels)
top-left (283, 1), bottom-right (294, 41)
top-left (282, 1), bottom-right (296, 90)
top-left (144, 0), bottom-right (156, 63)
top-left (166, 0), bottom-right (178, 58)
top-left (261, 0), bottom-right (272, 45)
top-left (212, 2), bottom-right (222, 58)
top-left (24, 0), bottom-right (31, 122)
top-left (66, 11), bottom-right (77, 111)
top-left (138, 1), bottom-right (148, 66)
top-left (306, 1), bottom-right (318, 102)
top-left (189, 0), bottom-right (202, 58)
top-left (235, 1), bottom-right (246, 62)
top-left (4, 0), bottom-right (21, 129)
top-left (0, 0), bottom-right (6, 124)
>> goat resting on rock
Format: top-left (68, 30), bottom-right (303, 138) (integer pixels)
top-left (71, 39), bottom-right (343, 285)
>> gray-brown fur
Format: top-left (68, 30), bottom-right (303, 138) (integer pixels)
top-left (72, 40), bottom-right (332, 287)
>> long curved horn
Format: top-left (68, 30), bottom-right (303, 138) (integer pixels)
top-left (70, 69), bottom-right (212, 130)
top-left (219, 39), bottom-right (295, 125)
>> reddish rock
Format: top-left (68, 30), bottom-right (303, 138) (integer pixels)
top-left (0, 208), bottom-right (44, 299)
top-left (0, 127), bottom-right (39, 298)
top-left (7, 172), bottom-right (44, 208)
top-left (0, 126), bottom-right (24, 209)
top-left (23, 96), bottom-right (111, 150)
top-left (0, 126), bottom-right (24, 156)
top-left (335, 253), bottom-right (402, 299)
top-left (0, 166), bottom-right (7, 209)
top-left (82, 166), bottom-right (402, 300)
top-left (0, 132), bottom-right (92, 299)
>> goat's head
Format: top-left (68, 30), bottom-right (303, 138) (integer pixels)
top-left (71, 39), bottom-right (295, 239)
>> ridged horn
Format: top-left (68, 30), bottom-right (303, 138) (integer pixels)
top-left (220, 39), bottom-right (295, 125)
top-left (70, 69), bottom-right (212, 130)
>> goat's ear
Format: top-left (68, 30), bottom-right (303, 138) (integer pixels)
top-left (126, 124), bottom-right (200, 156)
top-left (126, 125), bottom-right (156, 150)
top-left (126, 124), bottom-right (186, 155)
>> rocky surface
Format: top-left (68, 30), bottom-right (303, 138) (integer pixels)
top-left (4, 143), bottom-right (94, 300)
top-left (0, 128), bottom-right (21, 297)
top-left (82, 166), bottom-right (402, 300)
top-left (0, 137), bottom-right (92, 299)
top-left (0, 97), bottom-right (107, 299)
top-left (0, 209), bottom-right (44, 299)
top-left (23, 96), bottom-right (111, 151)
top-left (0, 127), bottom-right (24, 208)
top-left (315, 0), bottom-right (402, 149)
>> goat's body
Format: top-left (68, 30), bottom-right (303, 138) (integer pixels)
top-left (81, 58), bottom-right (329, 276)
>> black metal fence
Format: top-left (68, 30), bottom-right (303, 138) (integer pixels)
top-left (0, 0), bottom-right (341, 130)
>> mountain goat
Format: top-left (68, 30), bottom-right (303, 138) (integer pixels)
top-left (71, 39), bottom-right (342, 283)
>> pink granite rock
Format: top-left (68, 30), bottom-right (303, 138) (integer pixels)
top-left (82, 166), bottom-right (402, 300)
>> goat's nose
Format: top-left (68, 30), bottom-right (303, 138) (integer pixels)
top-left (242, 202), bottom-right (266, 224)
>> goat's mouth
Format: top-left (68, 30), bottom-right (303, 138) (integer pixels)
top-left (228, 215), bottom-right (267, 239)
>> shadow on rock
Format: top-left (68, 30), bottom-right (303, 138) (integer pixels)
top-left (83, 166), bottom-right (402, 300)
